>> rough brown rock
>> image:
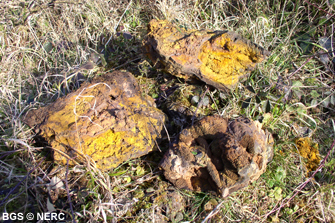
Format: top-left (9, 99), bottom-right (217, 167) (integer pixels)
top-left (143, 19), bottom-right (269, 90)
top-left (160, 116), bottom-right (274, 197)
top-left (23, 71), bottom-right (166, 169)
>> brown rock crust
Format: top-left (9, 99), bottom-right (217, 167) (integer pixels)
top-left (160, 116), bottom-right (274, 197)
top-left (23, 71), bottom-right (166, 169)
top-left (143, 19), bottom-right (269, 90)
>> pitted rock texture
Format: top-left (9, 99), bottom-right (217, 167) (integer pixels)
top-left (23, 71), bottom-right (166, 169)
top-left (160, 116), bottom-right (274, 197)
top-left (143, 19), bottom-right (269, 90)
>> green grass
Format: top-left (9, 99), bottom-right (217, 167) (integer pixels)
top-left (1, 0), bottom-right (335, 222)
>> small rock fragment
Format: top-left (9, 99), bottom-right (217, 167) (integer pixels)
top-left (153, 190), bottom-right (185, 222)
top-left (160, 116), bottom-right (274, 197)
top-left (23, 71), bottom-right (166, 169)
top-left (191, 95), bottom-right (200, 105)
top-left (144, 19), bottom-right (269, 90)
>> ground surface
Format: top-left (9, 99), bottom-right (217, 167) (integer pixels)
top-left (0, 0), bottom-right (335, 222)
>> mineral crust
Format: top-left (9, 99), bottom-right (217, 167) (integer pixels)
top-left (23, 71), bottom-right (166, 169)
top-left (160, 116), bottom-right (274, 197)
top-left (143, 19), bottom-right (269, 90)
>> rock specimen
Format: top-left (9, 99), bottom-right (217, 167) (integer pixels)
top-left (160, 116), bottom-right (274, 197)
top-left (143, 19), bottom-right (269, 90)
top-left (23, 71), bottom-right (166, 169)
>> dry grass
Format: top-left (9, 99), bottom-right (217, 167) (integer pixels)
top-left (0, 0), bottom-right (335, 222)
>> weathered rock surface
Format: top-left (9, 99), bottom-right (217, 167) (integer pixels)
top-left (160, 116), bottom-right (274, 197)
top-left (24, 71), bottom-right (166, 169)
top-left (143, 19), bottom-right (269, 90)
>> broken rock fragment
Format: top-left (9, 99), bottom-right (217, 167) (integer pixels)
top-left (24, 71), bottom-right (166, 169)
top-left (144, 19), bottom-right (269, 90)
top-left (160, 116), bottom-right (274, 197)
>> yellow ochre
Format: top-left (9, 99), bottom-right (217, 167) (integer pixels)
top-left (145, 19), bottom-right (267, 89)
top-left (295, 137), bottom-right (321, 173)
top-left (40, 82), bottom-right (164, 169)
top-left (199, 35), bottom-right (262, 87)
